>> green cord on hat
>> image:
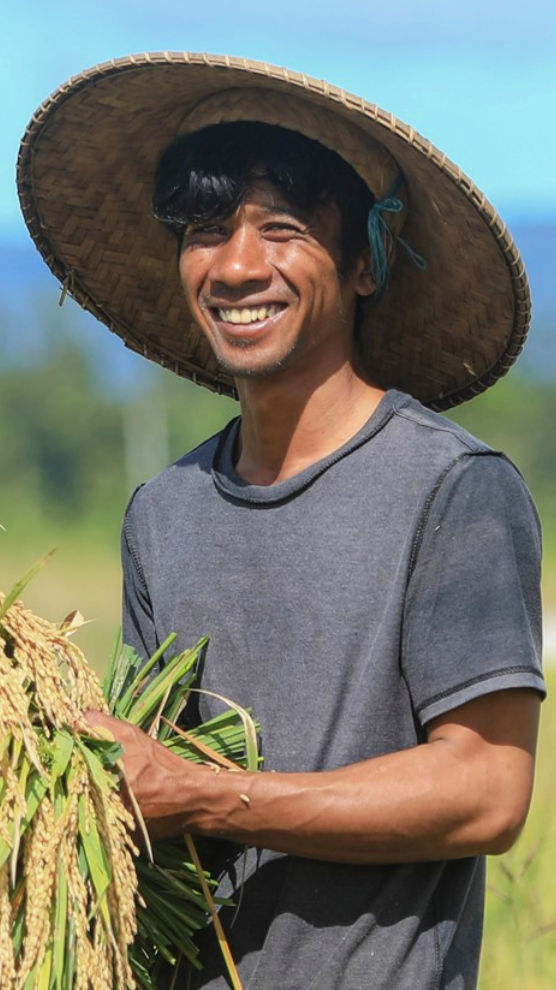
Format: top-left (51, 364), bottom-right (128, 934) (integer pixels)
top-left (367, 178), bottom-right (427, 295)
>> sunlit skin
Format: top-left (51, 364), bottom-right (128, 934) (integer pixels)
top-left (178, 181), bottom-right (382, 484)
top-left (85, 180), bottom-right (541, 864)
top-left (178, 181), bottom-right (372, 381)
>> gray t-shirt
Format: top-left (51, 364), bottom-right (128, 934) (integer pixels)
top-left (122, 390), bottom-right (545, 990)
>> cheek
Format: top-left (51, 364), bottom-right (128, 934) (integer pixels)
top-left (178, 256), bottom-right (206, 309)
top-left (276, 246), bottom-right (339, 297)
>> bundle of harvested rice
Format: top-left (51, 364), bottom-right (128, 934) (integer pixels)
top-left (0, 586), bottom-right (137, 990)
top-left (0, 573), bottom-right (259, 990)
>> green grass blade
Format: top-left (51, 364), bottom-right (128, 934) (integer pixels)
top-left (115, 633), bottom-right (179, 716)
top-left (0, 550), bottom-right (56, 622)
top-left (102, 626), bottom-right (123, 703)
top-left (49, 730), bottom-right (74, 782)
top-left (0, 770), bottom-right (49, 869)
top-left (191, 689), bottom-right (259, 772)
top-left (76, 738), bottom-right (121, 792)
top-left (77, 793), bottom-right (113, 929)
top-left (53, 861), bottom-right (68, 990)
top-left (37, 943), bottom-right (53, 990)
top-left (125, 642), bottom-right (205, 728)
top-left (10, 750), bottom-right (31, 887)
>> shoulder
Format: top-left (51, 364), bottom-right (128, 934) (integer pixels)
top-left (380, 392), bottom-right (540, 539)
top-left (369, 391), bottom-right (517, 502)
top-left (387, 391), bottom-right (491, 457)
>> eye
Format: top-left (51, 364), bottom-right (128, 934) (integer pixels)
top-left (182, 222), bottom-right (228, 245)
top-left (263, 220), bottom-right (308, 239)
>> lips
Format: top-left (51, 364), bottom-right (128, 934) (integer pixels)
top-left (216, 304), bottom-right (282, 325)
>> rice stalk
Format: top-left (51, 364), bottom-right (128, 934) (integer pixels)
top-left (0, 584), bottom-right (138, 989)
top-left (0, 574), bottom-right (260, 990)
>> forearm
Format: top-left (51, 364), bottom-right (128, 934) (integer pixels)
top-left (138, 724), bottom-right (533, 863)
top-left (87, 689), bottom-right (538, 865)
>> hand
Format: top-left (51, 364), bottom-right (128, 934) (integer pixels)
top-left (83, 710), bottom-right (200, 840)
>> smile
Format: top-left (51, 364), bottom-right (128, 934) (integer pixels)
top-left (216, 304), bottom-right (282, 325)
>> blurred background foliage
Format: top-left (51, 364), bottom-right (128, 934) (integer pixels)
top-left (1, 280), bottom-right (555, 667)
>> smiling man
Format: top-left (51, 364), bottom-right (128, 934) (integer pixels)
top-left (18, 54), bottom-right (545, 990)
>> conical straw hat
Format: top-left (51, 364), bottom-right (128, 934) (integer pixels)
top-left (17, 52), bottom-right (530, 409)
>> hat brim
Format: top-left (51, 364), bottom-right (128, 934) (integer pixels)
top-left (17, 52), bottom-right (530, 409)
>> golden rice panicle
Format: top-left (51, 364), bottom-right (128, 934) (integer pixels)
top-left (0, 644), bottom-right (34, 734)
top-left (84, 782), bottom-right (137, 989)
top-left (53, 631), bottom-right (108, 714)
top-left (66, 750), bottom-right (117, 990)
top-left (65, 837), bottom-right (99, 990)
top-left (0, 594), bottom-right (107, 727)
top-left (0, 870), bottom-right (16, 989)
top-left (64, 749), bottom-right (137, 989)
top-left (92, 916), bottom-right (119, 990)
top-left (0, 761), bottom-right (27, 851)
top-left (89, 773), bottom-right (138, 984)
top-left (0, 652), bottom-right (46, 775)
top-left (1, 596), bottom-right (75, 727)
top-left (18, 797), bottom-right (59, 984)
top-left (0, 583), bottom-right (139, 990)
top-left (60, 797), bottom-right (99, 990)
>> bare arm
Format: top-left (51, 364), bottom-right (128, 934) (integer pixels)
top-left (86, 688), bottom-right (540, 864)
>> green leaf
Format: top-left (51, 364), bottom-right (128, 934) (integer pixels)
top-left (115, 633), bottom-right (179, 717)
top-left (37, 943), bottom-right (53, 990)
top-left (53, 852), bottom-right (69, 990)
top-left (192, 689), bottom-right (259, 772)
top-left (124, 641), bottom-right (204, 728)
top-left (22, 966), bottom-right (38, 990)
top-left (102, 626), bottom-right (123, 705)
top-left (77, 793), bottom-right (113, 930)
top-left (49, 731), bottom-right (74, 782)
top-left (0, 770), bottom-right (48, 869)
top-left (98, 629), bottom-right (263, 985)
top-left (11, 879), bottom-right (26, 955)
top-left (10, 751), bottom-right (31, 886)
top-left (0, 549), bottom-right (56, 622)
top-left (76, 737), bottom-right (122, 790)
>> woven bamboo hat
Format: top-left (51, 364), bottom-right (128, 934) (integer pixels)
top-left (17, 52), bottom-right (530, 409)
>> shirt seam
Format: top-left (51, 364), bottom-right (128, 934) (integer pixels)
top-left (212, 401), bottom-right (397, 505)
top-left (392, 401), bottom-right (490, 449)
top-left (416, 665), bottom-right (544, 718)
top-left (123, 486), bottom-right (149, 589)
top-left (406, 450), bottom-right (506, 582)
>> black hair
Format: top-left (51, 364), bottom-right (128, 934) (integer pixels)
top-left (152, 121), bottom-right (375, 277)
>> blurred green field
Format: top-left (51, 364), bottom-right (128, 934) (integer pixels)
top-left (480, 668), bottom-right (556, 990)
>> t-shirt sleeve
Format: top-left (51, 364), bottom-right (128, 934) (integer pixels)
top-left (121, 486), bottom-right (159, 663)
top-left (402, 452), bottom-right (545, 725)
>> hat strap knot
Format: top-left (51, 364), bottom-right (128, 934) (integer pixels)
top-left (367, 178), bottom-right (426, 296)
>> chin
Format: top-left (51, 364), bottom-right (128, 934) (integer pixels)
top-left (215, 346), bottom-right (298, 381)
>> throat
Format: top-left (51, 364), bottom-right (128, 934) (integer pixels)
top-left (234, 378), bottom-right (386, 486)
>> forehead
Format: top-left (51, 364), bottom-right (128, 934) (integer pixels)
top-left (225, 179), bottom-right (343, 230)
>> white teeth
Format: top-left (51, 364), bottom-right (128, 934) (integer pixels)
top-left (217, 305), bottom-right (279, 325)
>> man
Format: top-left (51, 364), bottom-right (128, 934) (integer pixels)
top-left (18, 54), bottom-right (545, 989)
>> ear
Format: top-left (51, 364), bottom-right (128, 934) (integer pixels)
top-left (352, 249), bottom-right (376, 297)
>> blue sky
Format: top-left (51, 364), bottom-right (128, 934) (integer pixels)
top-left (3, 0), bottom-right (556, 242)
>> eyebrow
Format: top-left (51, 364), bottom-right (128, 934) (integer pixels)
top-left (257, 199), bottom-right (310, 223)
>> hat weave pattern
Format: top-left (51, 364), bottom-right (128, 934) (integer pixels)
top-left (17, 51), bottom-right (530, 409)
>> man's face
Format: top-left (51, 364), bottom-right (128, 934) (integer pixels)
top-left (178, 181), bottom-right (374, 383)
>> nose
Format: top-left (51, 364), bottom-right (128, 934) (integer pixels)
top-left (209, 225), bottom-right (272, 295)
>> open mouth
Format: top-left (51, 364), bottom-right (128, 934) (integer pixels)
top-left (215, 304), bottom-right (283, 325)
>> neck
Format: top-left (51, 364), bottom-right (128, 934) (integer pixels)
top-left (234, 357), bottom-right (385, 486)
